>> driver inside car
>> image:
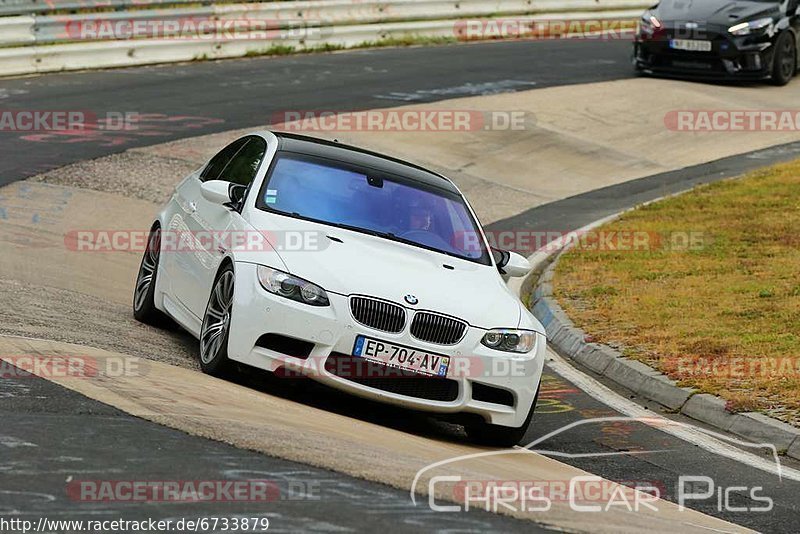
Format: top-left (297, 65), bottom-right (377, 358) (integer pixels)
top-left (408, 205), bottom-right (434, 232)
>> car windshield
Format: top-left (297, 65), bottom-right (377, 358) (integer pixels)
top-left (257, 152), bottom-right (491, 264)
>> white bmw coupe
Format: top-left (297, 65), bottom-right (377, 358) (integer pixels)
top-left (133, 131), bottom-right (545, 445)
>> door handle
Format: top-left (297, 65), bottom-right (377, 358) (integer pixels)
top-left (188, 201), bottom-right (197, 213)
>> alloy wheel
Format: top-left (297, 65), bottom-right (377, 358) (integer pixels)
top-left (200, 270), bottom-right (234, 364)
top-left (134, 228), bottom-right (160, 312)
top-left (780, 37), bottom-right (796, 80)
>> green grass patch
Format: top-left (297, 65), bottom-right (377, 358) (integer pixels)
top-left (553, 159), bottom-right (800, 425)
top-left (240, 35), bottom-right (457, 59)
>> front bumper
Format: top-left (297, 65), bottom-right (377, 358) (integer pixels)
top-left (227, 262), bottom-right (545, 428)
top-left (633, 26), bottom-right (777, 80)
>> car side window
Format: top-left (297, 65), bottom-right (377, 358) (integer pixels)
top-left (200, 137), bottom-right (249, 182)
top-left (219, 137), bottom-right (268, 187)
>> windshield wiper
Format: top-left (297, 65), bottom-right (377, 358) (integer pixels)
top-left (327, 221), bottom-right (401, 241)
top-left (328, 222), bottom-right (468, 259)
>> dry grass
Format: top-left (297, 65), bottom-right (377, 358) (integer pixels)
top-left (553, 159), bottom-right (800, 426)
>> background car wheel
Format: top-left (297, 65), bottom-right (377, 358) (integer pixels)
top-left (133, 226), bottom-right (169, 326)
top-left (631, 48), bottom-right (645, 77)
top-left (466, 380), bottom-right (540, 447)
top-left (771, 32), bottom-right (796, 86)
top-left (199, 264), bottom-right (235, 376)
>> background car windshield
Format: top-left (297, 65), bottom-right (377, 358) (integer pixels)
top-left (260, 154), bottom-right (489, 262)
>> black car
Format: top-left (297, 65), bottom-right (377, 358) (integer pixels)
top-left (633, 0), bottom-right (800, 85)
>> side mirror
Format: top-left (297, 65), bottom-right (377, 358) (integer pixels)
top-left (495, 249), bottom-right (532, 278)
top-left (200, 180), bottom-right (232, 205)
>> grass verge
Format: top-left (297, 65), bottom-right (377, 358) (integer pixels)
top-left (240, 36), bottom-right (458, 59)
top-left (553, 159), bottom-right (800, 426)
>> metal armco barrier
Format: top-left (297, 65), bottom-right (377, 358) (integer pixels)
top-left (0, 0), bottom-right (648, 76)
top-left (0, 0), bottom-right (209, 17)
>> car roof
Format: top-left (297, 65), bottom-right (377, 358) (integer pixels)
top-left (269, 131), bottom-right (459, 194)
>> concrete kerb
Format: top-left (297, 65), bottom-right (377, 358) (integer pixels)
top-left (516, 208), bottom-right (800, 461)
top-left (788, 436), bottom-right (800, 459)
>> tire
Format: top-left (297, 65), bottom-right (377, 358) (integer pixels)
top-left (466, 380), bottom-right (541, 447)
top-left (199, 263), bottom-right (235, 376)
top-left (133, 226), bottom-right (169, 326)
top-left (771, 31), bottom-right (796, 86)
top-left (631, 46), bottom-right (645, 77)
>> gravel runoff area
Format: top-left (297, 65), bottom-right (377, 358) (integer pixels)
top-left (30, 150), bottom-right (200, 205)
top-left (5, 143), bottom-right (216, 369)
top-left (0, 278), bottom-right (199, 370)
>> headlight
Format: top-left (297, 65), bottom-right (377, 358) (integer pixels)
top-left (728, 17), bottom-right (773, 36)
top-left (481, 329), bottom-right (537, 354)
top-left (639, 12), bottom-right (662, 34)
top-left (256, 265), bottom-right (329, 307)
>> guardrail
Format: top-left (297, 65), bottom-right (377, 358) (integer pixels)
top-left (0, 0), bottom-right (649, 76)
top-left (0, 15), bottom-right (34, 46)
top-left (0, 0), bottom-right (209, 17)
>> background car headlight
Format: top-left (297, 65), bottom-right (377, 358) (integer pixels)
top-left (257, 265), bottom-right (330, 306)
top-left (481, 329), bottom-right (537, 353)
top-left (639, 12), bottom-right (662, 35)
top-left (728, 17), bottom-right (773, 36)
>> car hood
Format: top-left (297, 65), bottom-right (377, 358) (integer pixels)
top-left (654, 0), bottom-right (778, 26)
top-left (246, 211), bottom-right (522, 329)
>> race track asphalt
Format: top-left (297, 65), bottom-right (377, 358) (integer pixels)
top-left (0, 39), bottom-right (633, 186)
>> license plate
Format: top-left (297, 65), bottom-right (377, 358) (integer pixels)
top-left (669, 39), bottom-right (712, 52)
top-left (353, 335), bottom-right (450, 377)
